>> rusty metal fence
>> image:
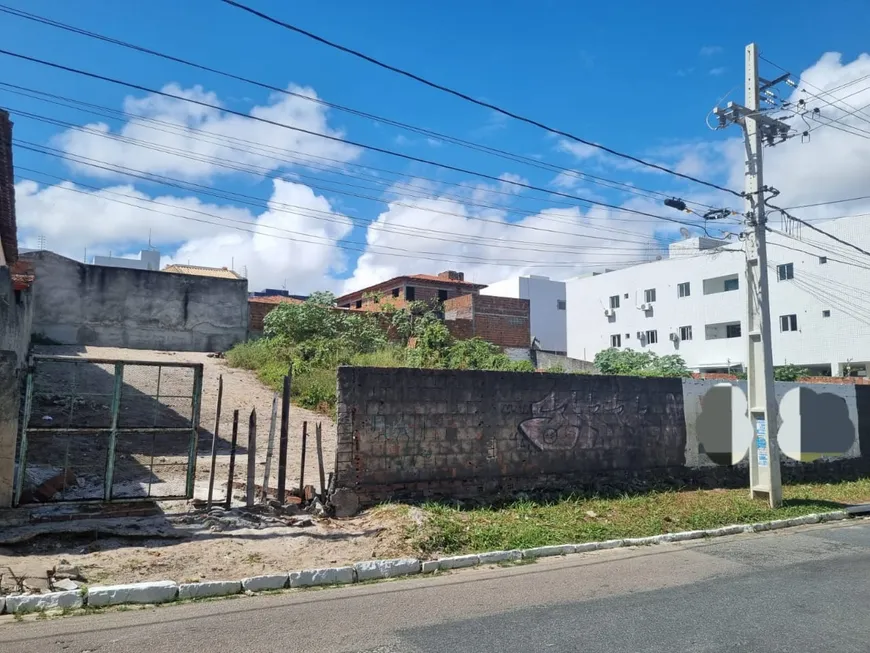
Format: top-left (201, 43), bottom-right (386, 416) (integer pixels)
top-left (14, 356), bottom-right (203, 505)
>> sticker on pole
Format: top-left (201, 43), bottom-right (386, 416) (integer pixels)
top-left (755, 418), bottom-right (769, 468)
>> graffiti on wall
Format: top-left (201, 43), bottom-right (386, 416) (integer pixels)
top-left (518, 390), bottom-right (681, 452)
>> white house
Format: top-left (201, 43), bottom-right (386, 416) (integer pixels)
top-left (92, 248), bottom-right (161, 271)
top-left (566, 215), bottom-right (870, 376)
top-left (482, 274), bottom-right (567, 353)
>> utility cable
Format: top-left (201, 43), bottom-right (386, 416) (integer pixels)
top-left (0, 47), bottom-right (711, 231)
top-left (218, 0), bottom-right (744, 198)
top-left (0, 4), bottom-right (725, 211)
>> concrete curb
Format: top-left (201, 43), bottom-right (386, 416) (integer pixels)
top-left (0, 509), bottom-right (857, 615)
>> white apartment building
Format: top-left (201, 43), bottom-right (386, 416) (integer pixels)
top-left (566, 215), bottom-right (870, 376)
top-left (483, 274), bottom-right (567, 353)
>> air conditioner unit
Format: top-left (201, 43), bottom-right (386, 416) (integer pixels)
top-left (604, 308), bottom-right (613, 317)
top-left (669, 332), bottom-right (679, 342)
top-left (638, 302), bottom-right (651, 311)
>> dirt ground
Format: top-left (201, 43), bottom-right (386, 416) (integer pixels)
top-left (0, 505), bottom-right (419, 588)
top-left (29, 345), bottom-right (337, 500)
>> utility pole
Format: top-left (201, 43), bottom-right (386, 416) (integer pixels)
top-left (713, 43), bottom-right (791, 508)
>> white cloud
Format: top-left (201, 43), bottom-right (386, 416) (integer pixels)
top-left (700, 46), bottom-right (723, 56)
top-left (709, 67), bottom-right (727, 76)
top-left (341, 185), bottom-right (678, 294)
top-left (56, 83), bottom-right (361, 182)
top-left (15, 179), bottom-right (352, 293)
top-left (557, 139), bottom-right (599, 160)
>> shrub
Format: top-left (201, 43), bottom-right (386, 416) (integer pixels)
top-left (593, 348), bottom-right (690, 377)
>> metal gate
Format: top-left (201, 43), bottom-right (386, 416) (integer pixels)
top-left (14, 356), bottom-right (203, 505)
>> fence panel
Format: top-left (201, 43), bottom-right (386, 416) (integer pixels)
top-left (15, 356), bottom-right (203, 505)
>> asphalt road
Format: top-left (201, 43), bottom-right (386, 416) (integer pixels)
top-left (2, 519), bottom-right (870, 652)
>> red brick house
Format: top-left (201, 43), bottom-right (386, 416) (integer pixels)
top-left (335, 270), bottom-right (485, 311)
top-left (337, 270), bottom-right (530, 350)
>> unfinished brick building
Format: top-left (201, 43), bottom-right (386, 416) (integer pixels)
top-left (337, 270), bottom-right (531, 351)
top-left (335, 270), bottom-right (485, 311)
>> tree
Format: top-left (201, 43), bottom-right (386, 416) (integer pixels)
top-left (382, 299), bottom-right (442, 345)
top-left (593, 348), bottom-right (690, 377)
top-left (774, 363), bottom-right (810, 382)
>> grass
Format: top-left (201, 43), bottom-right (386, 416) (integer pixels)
top-left (411, 478), bottom-right (870, 556)
top-left (225, 339), bottom-right (408, 413)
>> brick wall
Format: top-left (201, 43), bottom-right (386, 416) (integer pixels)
top-left (334, 366), bottom-right (687, 504)
top-left (443, 294), bottom-right (530, 349)
top-left (337, 279), bottom-right (479, 311)
top-left (0, 110), bottom-right (17, 265)
top-left (248, 297), bottom-right (303, 332)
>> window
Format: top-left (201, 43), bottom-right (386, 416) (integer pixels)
top-left (819, 256), bottom-right (828, 265)
top-left (392, 288), bottom-right (400, 298)
top-left (823, 309), bottom-right (831, 318)
top-left (726, 323), bottom-right (742, 338)
top-left (557, 299), bottom-right (566, 310)
top-left (679, 325), bottom-right (693, 341)
top-left (780, 314), bottom-right (798, 332)
top-left (610, 334), bottom-right (621, 348)
top-left (723, 277), bottom-right (739, 292)
top-left (777, 263), bottom-right (794, 281)
top-left (644, 288), bottom-right (657, 303)
top-left (405, 286), bottom-right (415, 301)
top-left (645, 330), bottom-right (658, 344)
top-left (678, 282), bottom-right (690, 298)
top-left (355, 299), bottom-right (362, 309)
top-left (609, 295), bottom-right (620, 309)
top-left (625, 333), bottom-right (630, 340)
top-left (624, 293), bottom-right (629, 299)
top-left (438, 289), bottom-right (448, 302)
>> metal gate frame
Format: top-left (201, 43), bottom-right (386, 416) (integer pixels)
top-left (14, 355), bottom-right (204, 505)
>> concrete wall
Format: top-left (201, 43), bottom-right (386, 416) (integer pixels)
top-left (566, 216), bottom-right (870, 375)
top-left (532, 351), bottom-right (597, 373)
top-left (334, 368), bottom-right (870, 505)
top-left (0, 266), bottom-right (32, 366)
top-left (24, 251), bottom-right (248, 352)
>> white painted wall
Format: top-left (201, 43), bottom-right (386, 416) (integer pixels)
top-left (566, 218), bottom-right (870, 374)
top-left (483, 275), bottom-right (567, 353)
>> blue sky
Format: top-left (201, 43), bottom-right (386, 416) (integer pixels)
top-left (4, 0), bottom-right (870, 292)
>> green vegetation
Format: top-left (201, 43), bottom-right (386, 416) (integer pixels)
top-left (774, 364), bottom-right (811, 381)
top-left (593, 348), bottom-right (690, 377)
top-left (226, 294), bottom-right (533, 412)
top-left (412, 478), bottom-right (870, 555)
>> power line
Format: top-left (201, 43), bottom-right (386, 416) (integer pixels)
top-left (0, 47), bottom-right (711, 232)
top-left (784, 194), bottom-right (870, 210)
top-left (0, 5), bottom-right (724, 213)
top-left (766, 202), bottom-right (870, 259)
top-left (15, 168), bottom-right (690, 271)
top-left (5, 105), bottom-right (689, 244)
top-left (16, 142), bottom-right (675, 255)
top-left (217, 0), bottom-right (743, 198)
top-left (766, 232), bottom-right (870, 272)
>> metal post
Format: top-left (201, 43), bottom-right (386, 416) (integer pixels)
top-left (186, 364), bottom-right (204, 499)
top-left (206, 375), bottom-right (223, 508)
top-left (13, 371), bottom-right (34, 506)
top-left (315, 422), bottom-right (326, 497)
top-left (300, 421), bottom-right (308, 496)
top-left (261, 393), bottom-right (278, 501)
top-left (743, 43), bottom-right (782, 508)
top-left (277, 372), bottom-right (291, 503)
top-left (246, 409), bottom-right (257, 507)
top-left (225, 409), bottom-right (239, 510)
top-left (104, 362), bottom-right (124, 501)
